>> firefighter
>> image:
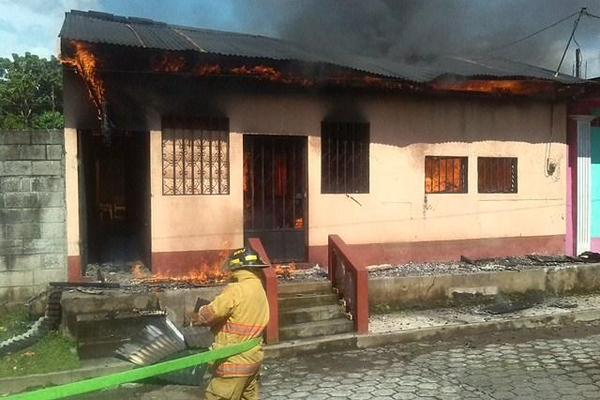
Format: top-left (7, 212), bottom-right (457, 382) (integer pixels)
top-left (191, 247), bottom-right (270, 400)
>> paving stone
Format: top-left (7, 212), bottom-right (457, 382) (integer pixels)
top-left (372, 389), bottom-right (395, 396)
top-left (76, 330), bottom-right (600, 399)
top-left (260, 331), bottom-right (600, 399)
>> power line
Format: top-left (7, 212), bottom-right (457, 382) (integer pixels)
top-left (484, 10), bottom-right (580, 53)
top-left (554, 8), bottom-right (587, 76)
top-left (584, 10), bottom-right (600, 20)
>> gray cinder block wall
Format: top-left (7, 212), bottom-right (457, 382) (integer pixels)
top-left (0, 130), bottom-right (67, 303)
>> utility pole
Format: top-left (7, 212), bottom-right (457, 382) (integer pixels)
top-left (555, 7), bottom-right (586, 77)
top-left (576, 48), bottom-right (582, 78)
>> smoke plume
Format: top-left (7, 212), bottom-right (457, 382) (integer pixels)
top-left (229, 0), bottom-right (600, 76)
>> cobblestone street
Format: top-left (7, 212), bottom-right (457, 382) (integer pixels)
top-left (262, 333), bottom-right (600, 399)
top-left (74, 326), bottom-right (600, 399)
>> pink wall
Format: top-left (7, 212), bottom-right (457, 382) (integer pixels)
top-left (566, 118), bottom-right (577, 256)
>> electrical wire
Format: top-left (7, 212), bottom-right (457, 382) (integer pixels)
top-left (584, 10), bottom-right (600, 20)
top-left (554, 8), bottom-right (586, 76)
top-left (484, 10), bottom-right (580, 53)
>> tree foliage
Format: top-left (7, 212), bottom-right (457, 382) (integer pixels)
top-left (0, 53), bottom-right (63, 129)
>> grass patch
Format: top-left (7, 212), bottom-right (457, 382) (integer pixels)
top-left (0, 306), bottom-right (30, 341)
top-left (0, 308), bottom-right (80, 378)
top-left (0, 333), bottom-right (80, 378)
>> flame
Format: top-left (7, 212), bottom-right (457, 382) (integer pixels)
top-left (151, 53), bottom-right (187, 73)
top-left (431, 80), bottom-right (555, 96)
top-left (228, 65), bottom-right (313, 86)
top-left (274, 262), bottom-right (297, 279)
top-left (230, 65), bottom-right (283, 81)
top-left (136, 248), bottom-right (231, 286)
top-left (143, 264), bottom-right (230, 285)
top-left (152, 56), bottom-right (313, 86)
top-left (60, 41), bottom-right (106, 120)
top-left (196, 64), bottom-right (222, 76)
top-left (425, 157), bottom-right (465, 193)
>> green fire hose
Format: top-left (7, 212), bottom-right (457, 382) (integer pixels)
top-left (6, 338), bottom-right (261, 400)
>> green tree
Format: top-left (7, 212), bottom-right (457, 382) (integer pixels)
top-left (0, 53), bottom-right (63, 129)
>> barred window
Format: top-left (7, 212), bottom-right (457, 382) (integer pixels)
top-left (425, 156), bottom-right (468, 193)
top-left (321, 122), bottom-right (369, 194)
top-left (162, 117), bottom-right (229, 195)
top-left (478, 157), bottom-right (517, 193)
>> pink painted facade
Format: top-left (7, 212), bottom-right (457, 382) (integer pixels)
top-left (64, 67), bottom-right (572, 276)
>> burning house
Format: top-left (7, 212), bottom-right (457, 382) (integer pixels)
top-left (59, 10), bottom-right (586, 280)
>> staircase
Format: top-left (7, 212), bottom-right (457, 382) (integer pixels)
top-left (278, 281), bottom-right (354, 341)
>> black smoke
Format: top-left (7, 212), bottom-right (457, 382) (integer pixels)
top-left (228, 0), bottom-right (600, 77)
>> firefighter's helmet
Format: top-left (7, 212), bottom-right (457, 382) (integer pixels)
top-left (226, 247), bottom-right (269, 270)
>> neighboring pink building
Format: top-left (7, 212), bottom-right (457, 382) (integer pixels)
top-left (60, 11), bottom-right (587, 278)
top-left (566, 85), bottom-right (600, 256)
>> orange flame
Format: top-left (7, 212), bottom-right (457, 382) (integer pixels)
top-left (143, 265), bottom-right (229, 285)
top-left (151, 53), bottom-right (187, 73)
top-left (229, 65), bottom-right (313, 86)
top-left (274, 262), bottom-right (297, 279)
top-left (136, 248), bottom-right (231, 286)
top-left (61, 41), bottom-right (106, 119)
top-left (431, 80), bottom-right (554, 96)
top-left (231, 65), bottom-right (283, 81)
top-left (196, 64), bottom-right (222, 76)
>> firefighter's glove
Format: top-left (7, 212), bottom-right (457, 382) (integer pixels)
top-left (189, 305), bottom-right (217, 327)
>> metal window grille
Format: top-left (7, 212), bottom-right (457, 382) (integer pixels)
top-left (321, 122), bottom-right (369, 194)
top-left (425, 156), bottom-right (468, 193)
top-left (161, 117), bottom-right (229, 195)
top-left (477, 157), bottom-right (518, 193)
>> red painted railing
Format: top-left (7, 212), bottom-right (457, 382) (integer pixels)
top-left (248, 238), bottom-right (279, 344)
top-left (328, 235), bottom-right (369, 334)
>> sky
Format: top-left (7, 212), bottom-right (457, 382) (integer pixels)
top-left (1, 0), bottom-right (600, 77)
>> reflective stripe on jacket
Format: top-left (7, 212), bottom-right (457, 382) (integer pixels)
top-left (204, 269), bottom-right (269, 377)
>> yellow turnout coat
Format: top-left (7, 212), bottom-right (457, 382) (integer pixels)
top-left (196, 269), bottom-right (270, 377)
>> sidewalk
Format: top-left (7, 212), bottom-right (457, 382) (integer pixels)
top-left (265, 292), bottom-right (600, 357)
top-left (370, 292), bottom-right (600, 333)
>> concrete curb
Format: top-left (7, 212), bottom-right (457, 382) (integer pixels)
top-left (265, 333), bottom-right (357, 359)
top-left (0, 359), bottom-right (132, 396)
top-left (265, 308), bottom-right (600, 357)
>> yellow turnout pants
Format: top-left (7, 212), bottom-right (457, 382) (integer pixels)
top-left (203, 373), bottom-right (259, 400)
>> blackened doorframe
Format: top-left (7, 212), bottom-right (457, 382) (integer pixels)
top-left (78, 130), bottom-right (151, 269)
top-left (243, 135), bottom-right (308, 263)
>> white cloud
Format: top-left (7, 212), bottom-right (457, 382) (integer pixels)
top-left (0, 0), bottom-right (99, 59)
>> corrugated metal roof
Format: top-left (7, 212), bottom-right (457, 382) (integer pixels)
top-left (59, 10), bottom-right (581, 84)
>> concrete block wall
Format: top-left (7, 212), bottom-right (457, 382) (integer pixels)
top-left (0, 130), bottom-right (66, 302)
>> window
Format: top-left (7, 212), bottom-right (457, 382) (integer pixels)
top-left (161, 117), bottom-right (229, 195)
top-left (321, 121), bottom-right (369, 193)
top-left (425, 156), bottom-right (468, 193)
top-left (478, 157), bottom-right (517, 193)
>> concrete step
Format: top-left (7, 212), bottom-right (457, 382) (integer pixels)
top-left (278, 293), bottom-right (339, 310)
top-left (278, 281), bottom-right (332, 296)
top-left (280, 304), bottom-right (347, 326)
top-left (279, 318), bottom-right (354, 341)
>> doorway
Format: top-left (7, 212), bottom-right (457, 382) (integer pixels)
top-left (78, 130), bottom-right (151, 267)
top-left (243, 135), bottom-right (307, 262)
